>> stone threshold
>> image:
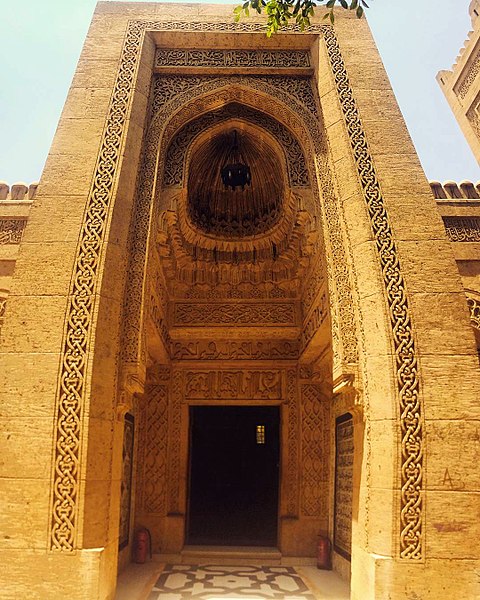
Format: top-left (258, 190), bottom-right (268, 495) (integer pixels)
top-left (152, 545), bottom-right (317, 566)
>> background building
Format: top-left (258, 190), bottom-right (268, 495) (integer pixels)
top-left (438, 0), bottom-right (480, 163)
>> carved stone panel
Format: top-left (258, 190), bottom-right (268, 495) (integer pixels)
top-left (334, 413), bottom-right (353, 560)
top-left (443, 216), bottom-right (480, 242)
top-left (0, 219), bottom-right (26, 244)
top-left (285, 369), bottom-right (300, 517)
top-left (171, 340), bottom-right (299, 360)
top-left (141, 386), bottom-right (169, 514)
top-left (155, 49), bottom-right (311, 69)
top-left (167, 371), bottom-right (183, 514)
top-left (300, 384), bottom-right (329, 517)
top-left (173, 302), bottom-right (297, 326)
top-left (119, 414), bottom-right (134, 549)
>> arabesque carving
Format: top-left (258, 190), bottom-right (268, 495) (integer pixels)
top-left (155, 48), bottom-right (310, 69)
top-left (184, 370), bottom-right (282, 400)
top-left (173, 302), bottom-right (297, 326)
top-left (456, 49), bottom-right (480, 99)
top-left (171, 340), bottom-right (298, 360)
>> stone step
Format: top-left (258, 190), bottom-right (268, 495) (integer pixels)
top-left (181, 545), bottom-right (283, 566)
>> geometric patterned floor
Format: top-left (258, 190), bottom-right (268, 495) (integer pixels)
top-left (147, 565), bottom-right (317, 599)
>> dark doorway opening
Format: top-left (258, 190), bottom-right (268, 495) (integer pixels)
top-left (187, 405), bottom-right (280, 546)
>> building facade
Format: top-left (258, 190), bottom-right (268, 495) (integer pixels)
top-left (1, 3), bottom-right (480, 599)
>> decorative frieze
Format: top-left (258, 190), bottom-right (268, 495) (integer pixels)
top-left (171, 339), bottom-right (299, 360)
top-left (155, 48), bottom-right (310, 69)
top-left (173, 302), bottom-right (297, 326)
top-left (455, 49), bottom-right (480, 99)
top-left (443, 216), bottom-right (480, 242)
top-left (184, 370), bottom-right (282, 400)
top-left (0, 219), bottom-right (26, 244)
top-left (334, 413), bottom-right (353, 560)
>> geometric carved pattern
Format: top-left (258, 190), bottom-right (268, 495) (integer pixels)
top-left (173, 302), bottom-right (296, 326)
top-left (286, 369), bottom-right (299, 516)
top-left (142, 386), bottom-right (169, 514)
top-left (184, 370), bottom-right (282, 400)
top-left (155, 48), bottom-right (310, 68)
top-left (171, 339), bottom-right (299, 360)
top-left (0, 219), bottom-right (26, 244)
top-left (443, 216), bottom-right (480, 242)
top-left (334, 413), bottom-right (353, 560)
top-left (167, 370), bottom-right (183, 514)
top-left (300, 384), bottom-right (328, 516)
top-left (323, 26), bottom-right (424, 559)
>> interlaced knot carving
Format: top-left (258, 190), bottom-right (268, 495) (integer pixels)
top-left (322, 26), bottom-right (423, 559)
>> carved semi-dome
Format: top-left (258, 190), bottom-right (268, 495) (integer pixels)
top-left (187, 124), bottom-right (285, 238)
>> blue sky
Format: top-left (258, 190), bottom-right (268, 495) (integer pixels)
top-left (1, 0), bottom-right (479, 184)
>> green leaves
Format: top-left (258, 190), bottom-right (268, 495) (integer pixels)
top-left (234, 0), bottom-right (371, 35)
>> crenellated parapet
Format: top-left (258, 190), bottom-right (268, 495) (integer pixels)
top-left (430, 180), bottom-right (480, 200)
top-left (0, 181), bottom-right (38, 201)
top-left (431, 180), bottom-right (480, 245)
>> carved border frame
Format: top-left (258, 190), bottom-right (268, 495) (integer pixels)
top-left (48, 18), bottom-right (423, 562)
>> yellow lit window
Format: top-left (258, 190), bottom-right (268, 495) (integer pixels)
top-left (256, 425), bottom-right (265, 444)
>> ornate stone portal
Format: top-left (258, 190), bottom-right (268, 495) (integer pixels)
top-left (1, 4), bottom-right (480, 600)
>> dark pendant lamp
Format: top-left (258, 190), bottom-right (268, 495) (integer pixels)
top-left (221, 130), bottom-right (252, 191)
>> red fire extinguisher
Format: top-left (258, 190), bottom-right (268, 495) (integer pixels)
top-left (317, 535), bottom-right (331, 570)
top-left (134, 527), bottom-right (152, 564)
